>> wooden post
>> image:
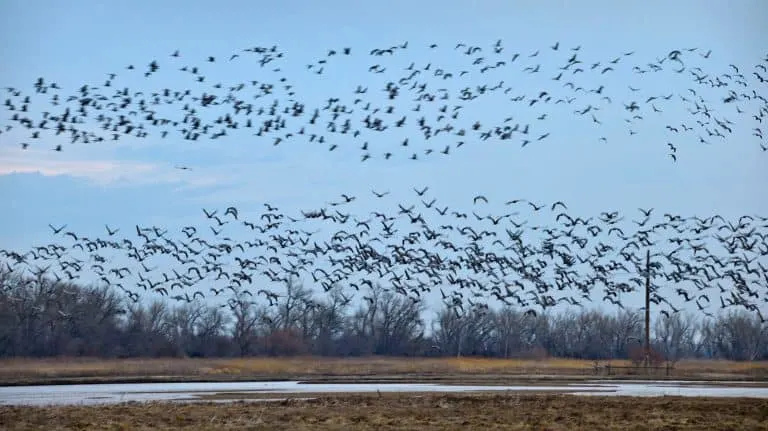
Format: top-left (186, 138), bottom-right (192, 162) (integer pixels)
top-left (644, 249), bottom-right (651, 371)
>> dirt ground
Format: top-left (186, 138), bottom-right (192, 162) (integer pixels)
top-left (1, 356), bottom-right (766, 386)
top-left (2, 393), bottom-right (767, 430)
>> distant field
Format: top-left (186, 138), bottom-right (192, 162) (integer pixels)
top-left (3, 393), bottom-right (767, 430)
top-left (1, 356), bottom-right (766, 385)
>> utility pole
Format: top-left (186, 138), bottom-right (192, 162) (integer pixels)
top-left (644, 249), bottom-right (651, 370)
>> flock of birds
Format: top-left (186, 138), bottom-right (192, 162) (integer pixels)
top-left (2, 188), bottom-right (767, 320)
top-left (1, 39), bottom-right (766, 322)
top-left (2, 40), bottom-right (767, 163)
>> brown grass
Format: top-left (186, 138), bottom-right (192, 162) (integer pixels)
top-left (2, 393), bottom-right (767, 430)
top-left (1, 356), bottom-right (766, 386)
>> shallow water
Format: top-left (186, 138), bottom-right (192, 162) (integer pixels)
top-left (1, 380), bottom-right (766, 406)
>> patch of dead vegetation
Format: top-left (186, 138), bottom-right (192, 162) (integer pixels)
top-left (1, 357), bottom-right (766, 386)
top-left (2, 393), bottom-right (767, 430)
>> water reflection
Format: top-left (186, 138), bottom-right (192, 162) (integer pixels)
top-left (1, 380), bottom-right (765, 406)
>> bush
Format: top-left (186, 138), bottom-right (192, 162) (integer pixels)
top-left (628, 344), bottom-right (665, 367)
top-left (262, 329), bottom-right (308, 356)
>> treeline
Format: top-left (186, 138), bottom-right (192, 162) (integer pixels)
top-left (0, 269), bottom-right (766, 361)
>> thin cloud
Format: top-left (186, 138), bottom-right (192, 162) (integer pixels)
top-left (0, 148), bottom-right (206, 187)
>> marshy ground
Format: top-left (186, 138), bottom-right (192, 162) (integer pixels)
top-left (2, 357), bottom-right (767, 430)
top-left (3, 393), bottom-right (768, 430)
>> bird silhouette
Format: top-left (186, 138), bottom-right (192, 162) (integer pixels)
top-left (3, 40), bottom-right (762, 162)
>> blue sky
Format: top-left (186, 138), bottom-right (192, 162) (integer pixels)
top-left (1, 0), bottom-right (766, 320)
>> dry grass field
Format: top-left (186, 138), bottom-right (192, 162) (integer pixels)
top-left (2, 393), bottom-right (767, 430)
top-left (1, 356), bottom-right (766, 386)
top-left (3, 358), bottom-right (767, 429)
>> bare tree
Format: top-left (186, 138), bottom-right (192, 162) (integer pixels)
top-left (372, 290), bottom-right (425, 355)
top-left (277, 277), bottom-right (313, 331)
top-left (122, 300), bottom-right (172, 356)
top-left (491, 307), bottom-right (522, 358)
top-left (166, 302), bottom-right (204, 356)
top-left (230, 295), bottom-right (260, 356)
top-left (653, 311), bottom-right (698, 364)
top-left (194, 304), bottom-right (231, 356)
top-left (432, 304), bottom-right (494, 357)
top-left (611, 309), bottom-right (644, 358)
top-left (306, 284), bottom-right (349, 355)
top-left (700, 310), bottom-right (766, 361)
top-left (1, 264), bottom-right (766, 361)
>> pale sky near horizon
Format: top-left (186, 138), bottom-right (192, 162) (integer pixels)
top-left (1, 0), bottom-right (766, 322)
